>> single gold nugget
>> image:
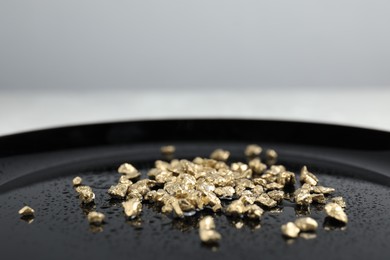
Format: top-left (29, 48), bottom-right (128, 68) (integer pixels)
top-left (75, 186), bottom-right (95, 204)
top-left (72, 176), bottom-right (82, 186)
top-left (226, 200), bottom-right (247, 216)
top-left (118, 163), bottom-right (140, 179)
top-left (87, 211), bottom-right (105, 225)
top-left (265, 149), bottom-right (278, 161)
top-left (18, 206), bottom-right (35, 217)
top-left (210, 149), bottom-right (230, 161)
top-left (199, 216), bottom-right (221, 244)
top-left (122, 198), bottom-right (142, 219)
top-left (300, 166), bottom-right (319, 186)
top-left (325, 202), bottom-right (348, 224)
top-left (256, 193), bottom-right (277, 208)
top-left (199, 215), bottom-right (216, 230)
top-left (245, 144), bottom-right (262, 157)
top-left (108, 183), bottom-right (130, 199)
top-left (294, 217), bottom-right (318, 232)
top-left (248, 158), bottom-right (267, 174)
top-left (161, 145), bottom-right (176, 155)
top-left (246, 204), bottom-right (264, 219)
top-left (281, 222), bottom-right (300, 238)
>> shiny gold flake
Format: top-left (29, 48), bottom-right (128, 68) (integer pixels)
top-left (87, 211), bottom-right (105, 225)
top-left (161, 145), bottom-right (176, 155)
top-left (245, 144), bottom-right (262, 157)
top-left (281, 222), bottom-right (300, 238)
top-left (122, 198), bottom-right (142, 219)
top-left (75, 186), bottom-right (95, 204)
top-left (294, 217), bottom-right (318, 231)
top-left (72, 176), bottom-right (82, 186)
top-left (210, 149), bottom-right (230, 161)
top-left (18, 206), bottom-right (35, 217)
top-left (331, 196), bottom-right (346, 208)
top-left (324, 203), bottom-right (348, 224)
top-left (118, 163), bottom-right (140, 179)
top-left (300, 166), bottom-right (319, 186)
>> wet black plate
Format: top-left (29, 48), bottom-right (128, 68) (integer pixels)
top-left (0, 119), bottom-right (389, 260)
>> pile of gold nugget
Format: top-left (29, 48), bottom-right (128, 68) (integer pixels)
top-left (18, 144), bottom-right (348, 244)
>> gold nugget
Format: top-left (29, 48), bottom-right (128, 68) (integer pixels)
top-left (325, 202), bottom-right (348, 224)
top-left (210, 149), bottom-right (230, 161)
top-left (226, 200), bottom-right (246, 216)
top-left (18, 206), bottom-right (35, 217)
top-left (122, 198), bottom-right (142, 219)
top-left (199, 215), bottom-right (216, 230)
top-left (245, 144), bottom-right (262, 157)
top-left (281, 222), bottom-right (300, 238)
top-left (256, 193), bottom-right (277, 208)
top-left (87, 211), bottom-right (105, 225)
top-left (265, 149), bottom-right (278, 161)
top-left (118, 163), bottom-right (140, 179)
top-left (161, 145), bottom-right (176, 155)
top-left (199, 216), bottom-right (221, 244)
top-left (294, 217), bottom-right (318, 232)
top-left (72, 176), bottom-right (82, 186)
top-left (300, 166), bottom-right (319, 186)
top-left (75, 186), bottom-right (95, 204)
top-left (248, 158), bottom-right (267, 174)
top-left (108, 183), bottom-right (130, 199)
top-left (246, 204), bottom-right (264, 219)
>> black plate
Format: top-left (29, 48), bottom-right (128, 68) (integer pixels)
top-left (0, 119), bottom-right (389, 260)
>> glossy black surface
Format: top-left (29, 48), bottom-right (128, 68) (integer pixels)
top-left (0, 119), bottom-right (389, 260)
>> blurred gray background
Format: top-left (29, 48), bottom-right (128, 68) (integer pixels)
top-left (1, 0), bottom-right (389, 134)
